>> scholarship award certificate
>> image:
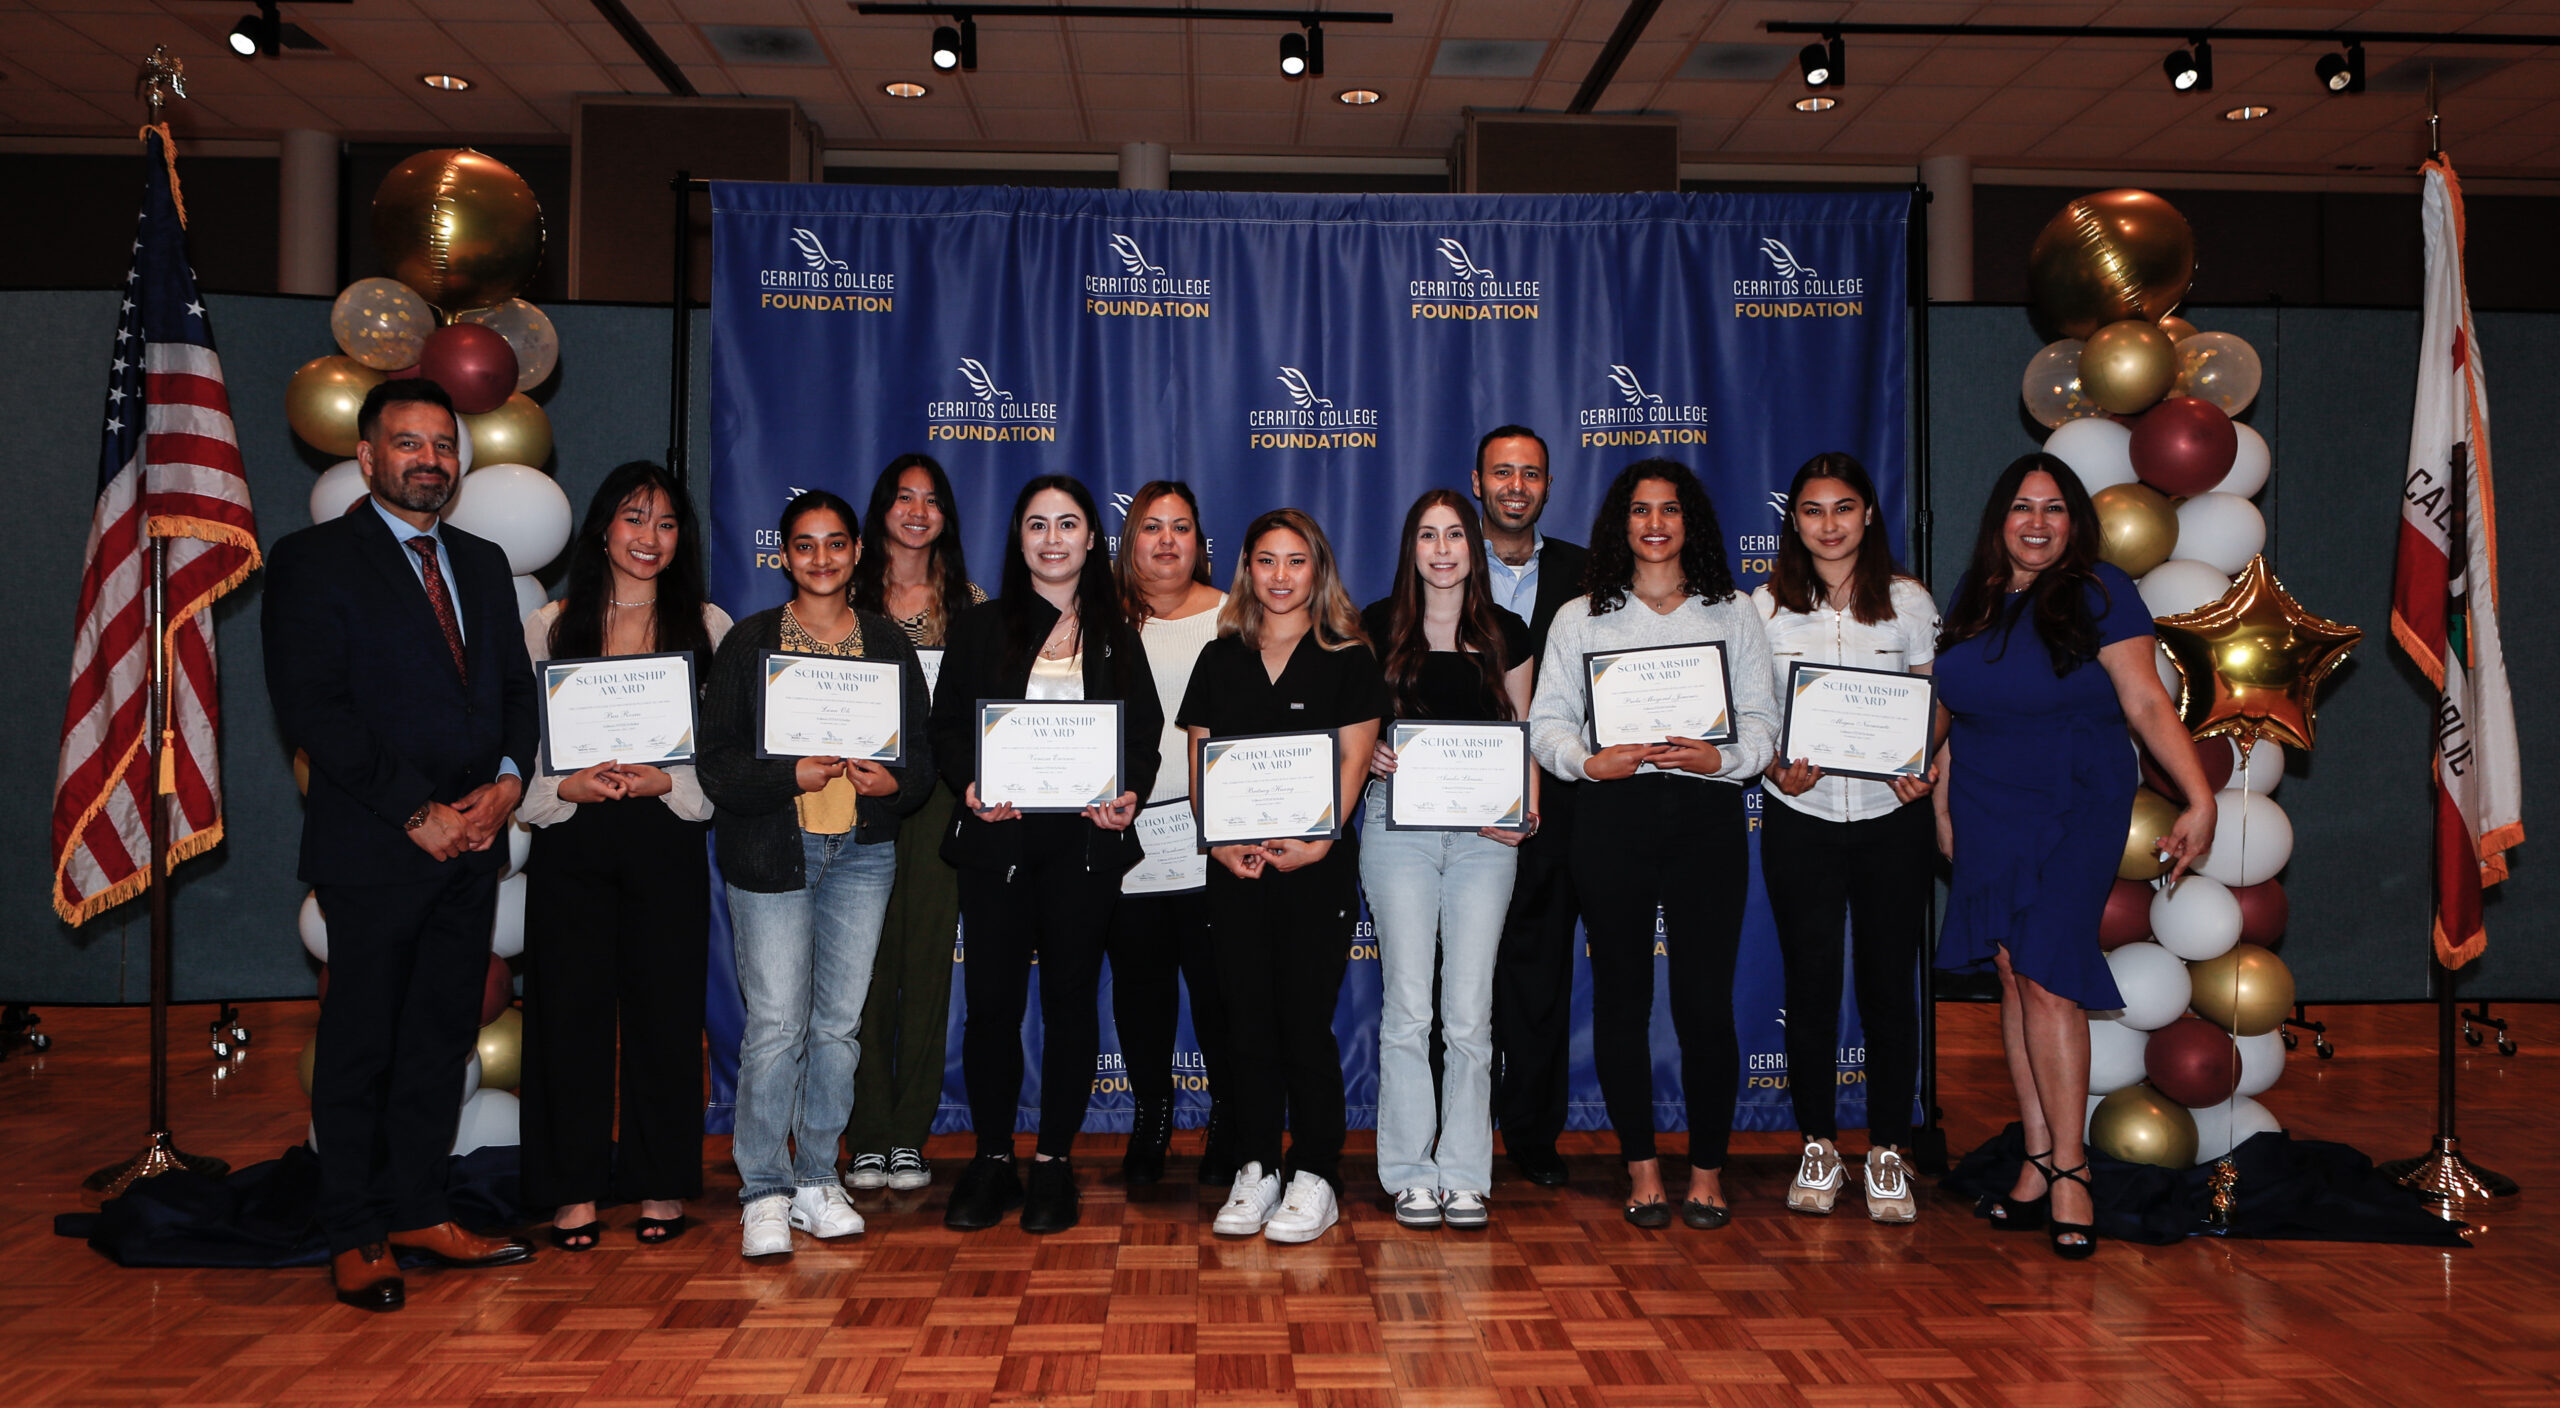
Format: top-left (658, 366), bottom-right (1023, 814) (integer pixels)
top-left (1584, 641), bottom-right (1734, 748)
top-left (914, 647), bottom-right (946, 703)
top-left (538, 652), bottom-right (698, 776)
top-left (976, 699), bottom-right (1126, 812)
top-left (1778, 663), bottom-right (1937, 781)
top-left (1124, 798), bottom-right (1208, 894)
top-left (1195, 730), bottom-right (1341, 846)
top-left (757, 652), bottom-right (906, 762)
top-left (1383, 721), bottom-right (1531, 832)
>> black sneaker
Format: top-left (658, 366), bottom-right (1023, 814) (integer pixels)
top-left (943, 1154), bottom-right (1023, 1232)
top-left (1197, 1099), bottom-right (1239, 1186)
top-left (1021, 1157), bottom-right (1080, 1234)
top-left (1122, 1096), bottom-right (1173, 1188)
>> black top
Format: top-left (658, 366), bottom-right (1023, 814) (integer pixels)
top-left (1176, 630), bottom-right (1390, 740)
top-left (1359, 599), bottom-right (1532, 723)
top-left (1520, 534), bottom-right (1591, 669)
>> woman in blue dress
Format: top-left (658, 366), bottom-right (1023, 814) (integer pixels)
top-left (1931, 453), bottom-right (2215, 1258)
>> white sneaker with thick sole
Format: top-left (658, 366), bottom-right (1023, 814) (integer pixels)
top-left (1262, 1171), bottom-right (1339, 1244)
top-left (1786, 1139), bottom-right (1844, 1215)
top-left (887, 1148), bottom-right (932, 1192)
top-left (1440, 1189), bottom-right (1490, 1229)
top-left (1392, 1187), bottom-right (1443, 1228)
top-left (790, 1182), bottom-right (867, 1239)
top-left (740, 1193), bottom-right (794, 1257)
top-left (1864, 1147), bottom-right (1918, 1224)
top-left (1213, 1162), bottom-right (1283, 1236)
top-left (847, 1153), bottom-right (890, 1190)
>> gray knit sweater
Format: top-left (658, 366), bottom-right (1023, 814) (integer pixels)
top-left (1527, 589), bottom-right (1778, 786)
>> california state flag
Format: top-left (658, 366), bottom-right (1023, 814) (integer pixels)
top-left (2391, 156), bottom-right (2523, 969)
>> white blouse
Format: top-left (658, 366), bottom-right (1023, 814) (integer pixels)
top-left (1134, 595), bottom-right (1226, 806)
top-left (516, 599), bottom-right (734, 827)
top-left (1752, 577), bottom-right (1940, 823)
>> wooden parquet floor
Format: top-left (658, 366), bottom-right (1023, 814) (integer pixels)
top-left (5, 999), bottom-right (2557, 1408)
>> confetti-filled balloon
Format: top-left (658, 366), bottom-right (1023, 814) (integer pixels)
top-left (330, 277), bottom-right (434, 370)
top-left (453, 298), bottom-right (559, 391)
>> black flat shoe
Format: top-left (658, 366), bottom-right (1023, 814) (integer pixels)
top-left (1623, 1198), bottom-right (1673, 1230)
top-left (2046, 1162), bottom-right (2098, 1260)
top-left (1122, 1096), bottom-right (1173, 1188)
top-left (634, 1215), bottom-right (690, 1246)
top-left (1984, 1150), bottom-right (2053, 1232)
top-left (549, 1221), bottom-right (600, 1252)
top-left (944, 1154), bottom-right (1024, 1231)
top-left (1679, 1199), bottom-right (1730, 1230)
top-left (1021, 1158), bottom-right (1080, 1234)
top-left (1508, 1143), bottom-right (1569, 1188)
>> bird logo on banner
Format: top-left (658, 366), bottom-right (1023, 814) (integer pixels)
top-left (1608, 364), bottom-right (1665, 407)
top-left (1437, 238), bottom-right (1493, 280)
top-left (1760, 237), bottom-right (1816, 280)
top-left (1277, 366), bottom-right (1333, 410)
top-left (958, 358), bottom-right (1012, 402)
top-left (1110, 233), bottom-right (1164, 276)
top-left (791, 227), bottom-right (848, 273)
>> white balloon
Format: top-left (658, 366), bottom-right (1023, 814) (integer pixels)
top-left (2083, 1092), bottom-right (2106, 1144)
top-left (512, 573), bottom-right (549, 625)
top-left (442, 463), bottom-right (572, 574)
top-left (2104, 941), bottom-right (2193, 1031)
top-left (2149, 874), bottom-right (2241, 962)
top-left (2044, 416), bottom-right (2138, 494)
top-left (2213, 422), bottom-right (2270, 499)
top-left (502, 819), bottom-right (533, 879)
top-left (2188, 1095), bottom-right (2281, 1163)
top-left (452, 1087), bottom-right (521, 1154)
top-left (2233, 1029), bottom-right (2288, 1097)
top-left (2196, 789), bottom-right (2293, 887)
top-left (309, 460), bottom-right (367, 524)
top-left (2088, 1015), bottom-right (2152, 1095)
top-left (298, 890), bottom-right (328, 963)
top-left (2155, 641), bottom-right (2185, 708)
top-left (455, 413), bottom-right (474, 474)
top-left (491, 871), bottom-right (528, 960)
top-left (2137, 560), bottom-right (2232, 619)
top-left (2231, 738), bottom-right (2283, 795)
top-left (2172, 494), bottom-right (2266, 576)
top-left (463, 1051), bottom-right (483, 1101)
top-left (307, 1118), bottom-right (320, 1153)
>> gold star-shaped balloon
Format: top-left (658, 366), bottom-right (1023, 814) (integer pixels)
top-left (2155, 555), bottom-right (2362, 752)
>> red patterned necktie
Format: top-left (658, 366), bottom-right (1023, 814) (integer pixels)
top-left (406, 535), bottom-right (468, 684)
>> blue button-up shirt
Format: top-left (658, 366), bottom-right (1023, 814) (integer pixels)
top-left (1484, 529), bottom-right (1545, 622)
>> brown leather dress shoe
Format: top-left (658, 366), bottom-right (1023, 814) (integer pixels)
top-left (388, 1221), bottom-right (534, 1268)
top-left (332, 1244), bottom-right (404, 1311)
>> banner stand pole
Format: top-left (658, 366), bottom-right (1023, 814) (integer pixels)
top-left (1904, 179), bottom-right (1951, 1176)
top-left (667, 171), bottom-right (700, 484)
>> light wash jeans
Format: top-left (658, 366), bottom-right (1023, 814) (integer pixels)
top-left (726, 831), bottom-right (898, 1204)
top-left (1359, 779), bottom-right (1519, 1195)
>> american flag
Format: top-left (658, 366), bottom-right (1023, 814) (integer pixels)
top-left (51, 127), bottom-right (260, 926)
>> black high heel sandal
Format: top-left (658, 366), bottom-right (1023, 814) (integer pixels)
top-left (1982, 1150), bottom-right (2053, 1232)
top-left (549, 1221), bottom-right (600, 1251)
top-left (2045, 1163), bottom-right (2097, 1260)
top-left (634, 1214), bottom-right (690, 1246)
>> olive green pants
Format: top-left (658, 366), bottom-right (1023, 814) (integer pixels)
top-left (845, 783), bottom-right (961, 1153)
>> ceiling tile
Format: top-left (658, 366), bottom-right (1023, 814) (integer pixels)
top-left (977, 108), bottom-right (1087, 143)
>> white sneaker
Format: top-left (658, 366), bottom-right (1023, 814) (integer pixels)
top-left (790, 1182), bottom-right (867, 1239)
top-left (847, 1153), bottom-right (890, 1190)
top-left (1213, 1161), bottom-right (1283, 1236)
top-left (887, 1147), bottom-right (932, 1192)
top-left (1864, 1147), bottom-right (1918, 1224)
top-left (1786, 1139), bottom-right (1844, 1215)
top-left (740, 1193), bottom-right (794, 1257)
top-left (1262, 1171), bottom-right (1339, 1244)
top-left (1392, 1187), bottom-right (1443, 1228)
top-left (1440, 1189), bottom-right (1489, 1230)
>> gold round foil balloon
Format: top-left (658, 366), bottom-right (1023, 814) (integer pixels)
top-left (461, 393), bottom-right (554, 470)
top-left (293, 749), bottom-right (310, 795)
top-left (2186, 942), bottom-right (2295, 1037)
top-left (371, 148), bottom-right (545, 311)
top-left (298, 1034), bottom-right (318, 1097)
top-left (2159, 315), bottom-right (2199, 342)
top-left (2079, 319), bottom-right (2181, 414)
top-left (2090, 1085), bottom-right (2199, 1168)
top-left (2021, 338), bottom-right (2105, 429)
top-left (2093, 483), bottom-right (2179, 577)
top-left (476, 1007), bottom-right (523, 1091)
top-left (285, 355), bottom-right (384, 458)
top-left (2120, 787), bottom-right (2179, 880)
top-left (329, 276), bottom-right (434, 370)
top-left (2153, 557), bottom-right (2363, 750)
top-left (453, 298), bottom-right (559, 391)
top-left (2027, 189), bottom-right (2195, 340)
top-left (2174, 331), bottom-right (2264, 416)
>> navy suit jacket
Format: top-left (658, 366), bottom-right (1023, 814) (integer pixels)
top-left (262, 504), bottom-right (540, 887)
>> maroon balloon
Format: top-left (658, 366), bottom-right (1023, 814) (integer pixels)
top-left (2139, 737), bottom-right (2235, 804)
top-left (2230, 878), bottom-right (2289, 946)
top-left (2129, 396), bottom-right (2238, 497)
top-left (479, 952), bottom-right (514, 1026)
top-left (2100, 878), bottom-right (2155, 950)
top-left (416, 322), bottom-right (518, 415)
top-left (2145, 1016), bottom-right (2241, 1107)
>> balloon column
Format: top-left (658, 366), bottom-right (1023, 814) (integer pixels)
top-left (2021, 189), bottom-right (2365, 1173)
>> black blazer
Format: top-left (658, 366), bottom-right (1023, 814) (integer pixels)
top-left (927, 594), bottom-right (1163, 876)
top-left (1523, 534), bottom-right (1591, 667)
top-left (262, 505), bottom-right (540, 887)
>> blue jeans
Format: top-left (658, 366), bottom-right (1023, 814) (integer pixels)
top-left (725, 831), bottom-right (898, 1204)
top-left (1359, 780), bottom-right (1519, 1194)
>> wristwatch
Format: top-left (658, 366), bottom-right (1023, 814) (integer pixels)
top-left (404, 802), bottom-right (433, 831)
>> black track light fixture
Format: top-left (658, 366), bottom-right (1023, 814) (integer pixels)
top-left (2163, 37), bottom-right (2211, 92)
top-left (931, 14), bottom-right (976, 72)
top-left (1307, 21), bottom-right (1324, 76)
top-left (2316, 40), bottom-right (2364, 94)
top-left (1798, 32), bottom-right (1842, 88)
top-left (229, 1), bottom-right (279, 59)
top-left (1281, 21), bottom-right (1323, 78)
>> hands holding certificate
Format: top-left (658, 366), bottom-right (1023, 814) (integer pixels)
top-left (1583, 736), bottom-right (1725, 781)
top-left (557, 760), bottom-right (677, 803)
top-left (965, 781), bottom-right (1140, 830)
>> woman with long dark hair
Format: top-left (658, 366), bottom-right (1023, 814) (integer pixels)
top-left (845, 454), bottom-right (982, 1196)
top-left (930, 475), bottom-right (1161, 1235)
top-left (1526, 459), bottom-right (1778, 1229)
top-left (1933, 452), bottom-right (2214, 1259)
top-left (1359, 489), bottom-right (1536, 1229)
top-left (518, 462), bottom-right (727, 1249)
top-left (1752, 453), bottom-right (1940, 1225)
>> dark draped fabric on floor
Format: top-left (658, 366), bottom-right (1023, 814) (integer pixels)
top-left (55, 1144), bottom-right (523, 1269)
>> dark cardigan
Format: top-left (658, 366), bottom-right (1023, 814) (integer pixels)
top-left (926, 593), bottom-right (1163, 876)
top-left (698, 604), bottom-right (936, 893)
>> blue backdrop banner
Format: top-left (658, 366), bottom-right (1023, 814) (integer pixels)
top-left (702, 183), bottom-right (1911, 1140)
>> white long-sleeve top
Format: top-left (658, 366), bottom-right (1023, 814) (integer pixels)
top-left (516, 599), bottom-right (734, 827)
top-left (1529, 589), bottom-right (1778, 786)
top-left (1753, 578), bottom-right (1940, 823)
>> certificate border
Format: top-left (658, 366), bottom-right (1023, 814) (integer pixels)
top-left (1381, 720), bottom-right (1532, 833)
top-left (1124, 796), bottom-right (1208, 895)
top-left (973, 697), bottom-right (1127, 814)
top-left (754, 650), bottom-right (908, 764)
top-left (1192, 728), bottom-right (1343, 847)
top-left (1776, 661), bottom-right (1940, 783)
top-left (1581, 640), bottom-right (1737, 750)
top-left (538, 651), bottom-right (700, 778)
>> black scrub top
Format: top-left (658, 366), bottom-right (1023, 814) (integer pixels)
top-left (1176, 628), bottom-right (1388, 872)
top-left (1358, 599), bottom-right (1531, 723)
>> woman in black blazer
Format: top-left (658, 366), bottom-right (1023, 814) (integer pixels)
top-left (929, 474), bottom-right (1163, 1236)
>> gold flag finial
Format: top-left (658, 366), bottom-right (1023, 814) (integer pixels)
top-left (136, 46), bottom-right (186, 126)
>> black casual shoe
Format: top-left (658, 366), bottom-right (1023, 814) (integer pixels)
top-left (1196, 1100), bottom-right (1239, 1186)
top-left (943, 1154), bottom-right (1023, 1232)
top-left (1021, 1157), bottom-right (1081, 1234)
top-left (1508, 1142), bottom-right (1569, 1188)
top-left (1122, 1095), bottom-right (1174, 1188)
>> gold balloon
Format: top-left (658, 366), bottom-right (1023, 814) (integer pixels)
top-left (2090, 1085), bottom-right (2200, 1169)
top-left (461, 393), bottom-right (554, 470)
top-left (2154, 556), bottom-right (2363, 751)
top-left (2187, 943), bottom-right (2296, 1037)
top-left (293, 749), bottom-right (310, 795)
top-left (2120, 787), bottom-right (2179, 880)
top-left (2079, 319), bottom-right (2181, 414)
top-left (329, 276), bottom-right (433, 370)
top-left (476, 1007), bottom-right (523, 1091)
top-left (2092, 483), bottom-right (2179, 577)
top-left (285, 355), bottom-right (384, 458)
top-left (2027, 189), bottom-right (2195, 340)
top-left (298, 1034), bottom-right (318, 1097)
top-left (2159, 315), bottom-right (2200, 342)
top-left (371, 148), bottom-right (545, 311)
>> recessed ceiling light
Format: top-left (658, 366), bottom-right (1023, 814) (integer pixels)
top-left (2222, 103), bottom-right (2271, 121)
top-left (884, 80), bottom-right (928, 99)
top-left (1795, 95), bottom-right (1836, 112)
top-left (419, 73), bottom-right (471, 91)
top-left (1337, 87), bottom-right (1380, 105)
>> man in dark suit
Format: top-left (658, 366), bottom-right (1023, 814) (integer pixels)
top-left (263, 379), bottom-right (540, 1310)
top-left (1471, 425), bottom-right (1590, 1188)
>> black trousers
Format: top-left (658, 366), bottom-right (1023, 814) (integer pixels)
top-left (1491, 770), bottom-right (1578, 1150)
top-left (312, 863), bottom-right (499, 1253)
top-left (519, 800), bottom-right (711, 1208)
top-left (1570, 775), bottom-right (1747, 1170)
top-left (958, 817), bottom-right (1120, 1158)
top-left (1106, 887), bottom-right (1226, 1112)
top-left (1207, 851), bottom-right (1357, 1186)
top-left (1756, 797), bottom-right (1932, 1149)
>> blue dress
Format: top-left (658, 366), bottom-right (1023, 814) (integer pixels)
top-left (1933, 563), bottom-right (2154, 1010)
